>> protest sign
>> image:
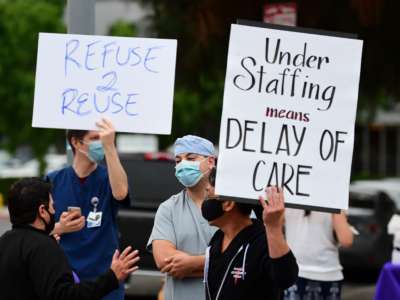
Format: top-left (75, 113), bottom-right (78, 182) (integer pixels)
top-left (216, 22), bottom-right (363, 211)
top-left (32, 33), bottom-right (177, 134)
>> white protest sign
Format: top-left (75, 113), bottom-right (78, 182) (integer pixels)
top-left (216, 23), bottom-right (363, 211)
top-left (32, 33), bottom-right (177, 134)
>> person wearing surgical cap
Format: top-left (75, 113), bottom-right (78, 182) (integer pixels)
top-left (147, 135), bottom-right (218, 300)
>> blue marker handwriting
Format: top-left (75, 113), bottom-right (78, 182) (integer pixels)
top-left (64, 39), bottom-right (164, 77)
top-left (60, 37), bottom-right (165, 117)
top-left (61, 70), bottom-right (138, 117)
top-left (61, 88), bottom-right (139, 117)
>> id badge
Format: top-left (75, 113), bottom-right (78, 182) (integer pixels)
top-left (87, 211), bottom-right (102, 228)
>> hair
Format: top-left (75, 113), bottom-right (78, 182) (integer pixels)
top-left (66, 130), bottom-right (88, 154)
top-left (236, 202), bottom-right (253, 216)
top-left (8, 178), bottom-right (52, 226)
top-left (209, 166), bottom-right (216, 187)
top-left (208, 167), bottom-right (252, 216)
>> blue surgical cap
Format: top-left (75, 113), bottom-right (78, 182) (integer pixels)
top-left (174, 135), bottom-right (215, 157)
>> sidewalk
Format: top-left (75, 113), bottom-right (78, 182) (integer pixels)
top-left (0, 207), bottom-right (8, 220)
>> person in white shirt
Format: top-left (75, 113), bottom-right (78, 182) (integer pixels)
top-left (283, 209), bottom-right (353, 300)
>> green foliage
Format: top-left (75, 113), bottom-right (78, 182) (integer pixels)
top-left (135, 0), bottom-right (245, 146)
top-left (108, 20), bottom-right (138, 37)
top-left (171, 75), bottom-right (224, 142)
top-left (133, 0), bottom-right (400, 148)
top-left (0, 0), bottom-right (65, 172)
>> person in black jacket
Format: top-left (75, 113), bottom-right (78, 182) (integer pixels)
top-left (0, 177), bottom-right (140, 300)
top-left (201, 169), bottom-right (298, 300)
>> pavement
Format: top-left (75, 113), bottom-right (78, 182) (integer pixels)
top-left (342, 284), bottom-right (375, 300)
top-left (0, 207), bottom-right (10, 234)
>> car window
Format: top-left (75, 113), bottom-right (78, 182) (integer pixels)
top-left (349, 192), bottom-right (375, 209)
top-left (122, 158), bottom-right (182, 210)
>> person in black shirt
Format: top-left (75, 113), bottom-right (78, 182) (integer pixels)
top-left (201, 169), bottom-right (298, 300)
top-left (0, 178), bottom-right (140, 300)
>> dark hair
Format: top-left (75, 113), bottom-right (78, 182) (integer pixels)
top-left (209, 167), bottom-right (216, 187)
top-left (236, 202), bottom-right (253, 216)
top-left (66, 130), bottom-right (88, 154)
top-left (8, 178), bottom-right (52, 226)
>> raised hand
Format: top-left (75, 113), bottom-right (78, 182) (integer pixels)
top-left (96, 118), bottom-right (116, 149)
top-left (259, 186), bottom-right (285, 230)
top-left (111, 246), bottom-right (140, 282)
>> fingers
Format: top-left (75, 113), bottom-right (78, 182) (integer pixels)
top-left (263, 186), bottom-right (285, 211)
top-left (96, 118), bottom-right (114, 131)
top-left (266, 187), bottom-right (274, 208)
top-left (122, 250), bottom-right (139, 264)
top-left (161, 263), bottom-right (173, 273)
top-left (112, 249), bottom-right (120, 261)
top-left (62, 211), bottom-right (81, 222)
top-left (125, 266), bottom-right (139, 274)
top-left (66, 217), bottom-right (85, 231)
top-left (164, 256), bottom-right (173, 264)
top-left (101, 117), bottom-right (114, 129)
top-left (125, 256), bottom-right (140, 268)
top-left (68, 210), bottom-right (81, 219)
top-left (67, 216), bottom-right (84, 226)
top-left (119, 246), bottom-right (132, 260)
top-left (60, 211), bottom-right (69, 219)
top-left (258, 196), bottom-right (268, 209)
top-left (277, 187), bottom-right (285, 210)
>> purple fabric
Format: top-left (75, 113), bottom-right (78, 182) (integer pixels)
top-left (374, 262), bottom-right (400, 300)
top-left (72, 271), bottom-right (80, 284)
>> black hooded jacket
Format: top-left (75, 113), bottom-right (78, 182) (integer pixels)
top-left (0, 225), bottom-right (119, 300)
top-left (205, 219), bottom-right (298, 300)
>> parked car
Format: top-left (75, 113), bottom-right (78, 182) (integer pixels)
top-left (117, 153), bottom-right (182, 297)
top-left (340, 179), bottom-right (400, 271)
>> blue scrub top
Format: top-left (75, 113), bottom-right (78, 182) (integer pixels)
top-left (47, 165), bottom-right (124, 281)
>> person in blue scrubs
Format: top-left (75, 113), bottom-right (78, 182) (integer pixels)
top-left (47, 118), bottom-right (130, 300)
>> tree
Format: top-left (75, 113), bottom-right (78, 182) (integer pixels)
top-left (109, 20), bottom-right (138, 37)
top-left (0, 0), bottom-right (65, 172)
top-left (133, 0), bottom-right (400, 145)
top-left (134, 0), bottom-right (265, 146)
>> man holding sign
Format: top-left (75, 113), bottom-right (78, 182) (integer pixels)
top-left (47, 118), bottom-right (130, 300)
top-left (202, 168), bottom-right (298, 300)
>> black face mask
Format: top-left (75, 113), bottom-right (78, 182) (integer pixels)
top-left (201, 198), bottom-right (224, 222)
top-left (40, 207), bottom-right (56, 235)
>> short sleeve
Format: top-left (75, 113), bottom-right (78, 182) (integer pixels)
top-left (146, 201), bottom-right (176, 252)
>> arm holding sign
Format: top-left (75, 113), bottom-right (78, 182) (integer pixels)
top-left (332, 211), bottom-right (353, 248)
top-left (259, 187), bottom-right (290, 258)
top-left (97, 118), bottom-right (129, 201)
top-left (259, 186), bottom-right (298, 289)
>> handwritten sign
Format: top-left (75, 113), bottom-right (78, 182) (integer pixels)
top-left (215, 23), bottom-right (363, 211)
top-left (32, 33), bottom-right (177, 134)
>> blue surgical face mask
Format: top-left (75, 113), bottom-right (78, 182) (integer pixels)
top-left (87, 141), bottom-right (105, 162)
top-left (175, 159), bottom-right (205, 187)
